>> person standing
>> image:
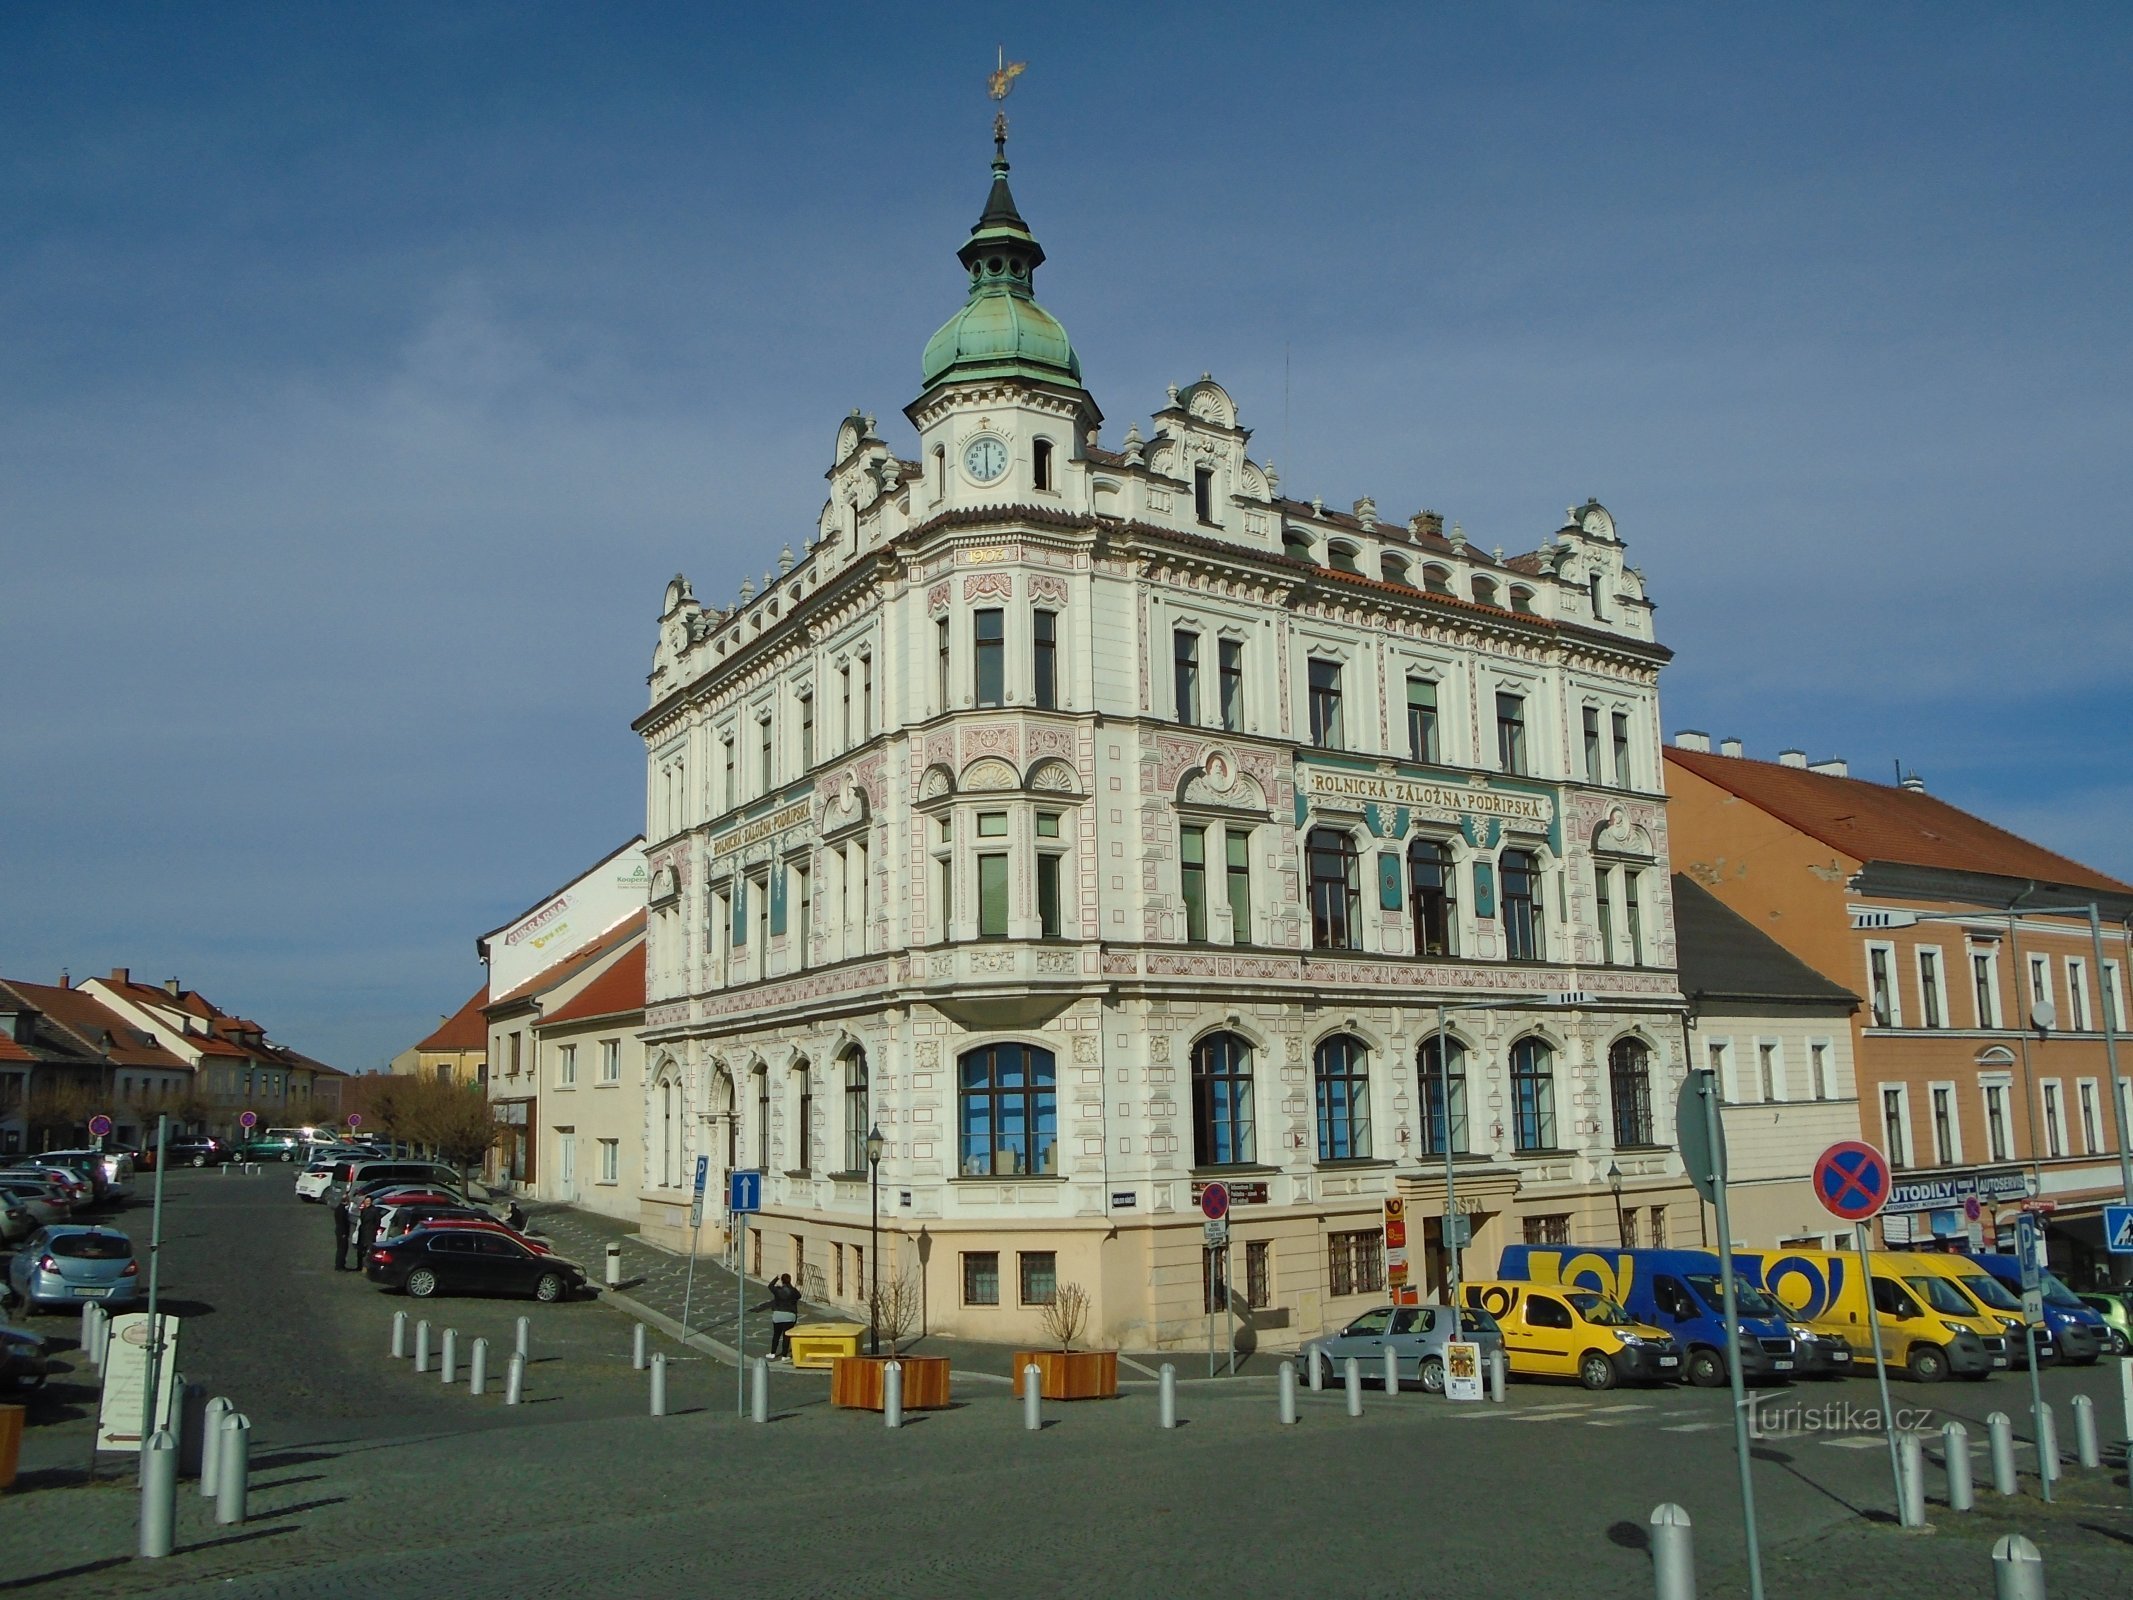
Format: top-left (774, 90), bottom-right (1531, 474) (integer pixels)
top-left (754, 1274), bottom-right (802, 1359)
top-left (332, 1191), bottom-right (353, 1271)
top-left (352, 1193), bottom-right (383, 1269)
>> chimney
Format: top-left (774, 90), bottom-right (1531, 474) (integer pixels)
top-left (1719, 738), bottom-right (1744, 759)
top-left (1779, 749), bottom-right (1808, 768)
top-left (1899, 774), bottom-right (1927, 793)
top-left (165, 977), bottom-right (181, 996)
top-left (110, 967), bottom-right (129, 985)
top-left (58, 969), bottom-right (70, 989)
top-left (1810, 757), bottom-right (1849, 777)
top-left (1410, 510), bottom-right (1445, 540)
top-left (1673, 730), bottom-right (1711, 753)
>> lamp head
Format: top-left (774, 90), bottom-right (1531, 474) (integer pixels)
top-left (865, 1125), bottom-right (885, 1166)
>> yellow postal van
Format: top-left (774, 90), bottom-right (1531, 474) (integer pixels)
top-left (1459, 1279), bottom-right (1684, 1390)
top-left (1742, 1248), bottom-right (2001, 1383)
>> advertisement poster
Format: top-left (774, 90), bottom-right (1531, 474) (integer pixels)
top-left (1443, 1338), bottom-right (1484, 1402)
top-left (96, 1312), bottom-right (181, 1452)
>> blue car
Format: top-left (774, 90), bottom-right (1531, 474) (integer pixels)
top-left (5, 1225), bottom-right (140, 1314)
top-left (1968, 1252), bottom-right (2106, 1365)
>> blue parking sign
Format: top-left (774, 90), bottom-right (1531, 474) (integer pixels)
top-left (729, 1169), bottom-right (763, 1215)
top-left (693, 1154), bottom-right (709, 1196)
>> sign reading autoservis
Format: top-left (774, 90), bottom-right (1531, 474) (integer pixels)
top-left (486, 841), bottom-right (649, 997)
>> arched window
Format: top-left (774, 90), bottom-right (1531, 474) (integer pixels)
top-left (1314, 1035), bottom-right (1372, 1160)
top-left (1381, 554), bottom-right (1411, 587)
top-left (714, 1070), bottom-right (737, 1174)
top-left (932, 445), bottom-right (945, 499)
top-left (1422, 564), bottom-right (1452, 594)
top-left (842, 1049), bottom-right (870, 1173)
top-left (1308, 828), bottom-right (1361, 951)
top-left (958, 1042), bottom-right (1057, 1176)
top-left (658, 1073), bottom-right (680, 1188)
top-left (754, 1067), bottom-right (770, 1169)
top-left (1415, 1037), bottom-right (1468, 1155)
top-left (1509, 585), bottom-right (1535, 614)
top-left (1472, 576), bottom-right (1500, 607)
top-left (1192, 1032), bottom-right (1256, 1167)
top-left (1033, 437), bottom-right (1054, 492)
top-left (1501, 848), bottom-right (1544, 961)
top-left (1283, 530), bottom-right (1315, 563)
top-left (1510, 1038), bottom-right (1556, 1152)
top-left (1328, 541), bottom-right (1362, 575)
top-left (1610, 1038), bottom-right (1654, 1147)
top-left (1409, 837), bottom-right (1457, 957)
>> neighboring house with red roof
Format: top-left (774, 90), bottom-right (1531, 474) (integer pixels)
top-left (76, 968), bottom-right (345, 1138)
top-left (530, 939), bottom-right (646, 1220)
top-left (389, 985), bottom-right (490, 1087)
top-left (1666, 735), bottom-right (2133, 1280)
top-left (0, 974), bottom-right (195, 1150)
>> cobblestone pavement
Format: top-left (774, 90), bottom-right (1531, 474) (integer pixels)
top-left (4, 1173), bottom-right (2131, 1599)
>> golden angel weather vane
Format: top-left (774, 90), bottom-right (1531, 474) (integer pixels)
top-left (989, 46), bottom-right (1026, 153)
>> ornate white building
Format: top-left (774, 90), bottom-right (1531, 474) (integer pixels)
top-left (633, 131), bottom-right (1696, 1348)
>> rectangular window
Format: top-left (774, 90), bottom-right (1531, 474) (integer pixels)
top-left (1522, 1214), bottom-right (1571, 1247)
top-left (1867, 945), bottom-right (1896, 1027)
top-left (1595, 865), bottom-right (1615, 964)
top-left (599, 1139), bottom-right (619, 1183)
top-left (2080, 1080), bottom-right (2101, 1153)
top-left (799, 693), bottom-right (814, 768)
top-left (1193, 465), bottom-right (1214, 522)
top-left (1218, 639), bottom-right (1244, 731)
top-left (1582, 706), bottom-right (1602, 782)
top-left (1225, 830), bottom-right (1252, 943)
top-left (1307, 658), bottom-right (1343, 748)
top-left (1033, 609), bottom-right (1057, 710)
top-left (1495, 692), bottom-right (1527, 774)
top-left (1408, 678), bottom-right (1440, 763)
top-left (860, 656), bottom-right (873, 738)
top-left (1611, 712), bottom-right (1632, 787)
top-left (722, 739), bottom-right (735, 812)
top-left (510, 1032), bottom-right (523, 1076)
top-left (2029, 954), bottom-right (2050, 1014)
top-left (1180, 824), bottom-right (1208, 941)
top-left (1245, 1240), bottom-right (1271, 1309)
top-left (936, 617), bottom-right (951, 712)
top-left (1174, 629), bottom-right (1200, 724)
top-left (794, 862), bottom-right (812, 961)
top-left (1622, 870), bottom-right (1644, 965)
top-left (839, 666), bottom-right (851, 748)
top-left (1326, 1229), bottom-right (1385, 1298)
top-left (978, 852), bottom-right (1009, 937)
top-left (1932, 1086), bottom-right (1956, 1165)
top-left (1810, 1042), bottom-right (1831, 1100)
top-left (1037, 853), bottom-right (1062, 937)
top-left (1035, 811), bottom-right (1060, 839)
top-left (559, 1044), bottom-right (577, 1086)
top-left (601, 1040), bottom-right (619, 1083)
top-left (961, 1252), bottom-right (1000, 1307)
top-left (2105, 962), bottom-right (2124, 1031)
top-left (974, 609), bottom-right (1004, 707)
top-left (1984, 1083), bottom-right (2011, 1162)
top-left (1500, 849), bottom-right (1543, 961)
top-left (757, 717), bottom-right (773, 793)
top-left (1882, 1087), bottom-right (1909, 1169)
top-left (2066, 959), bottom-right (2090, 1031)
top-left (1018, 1251), bottom-right (1057, 1306)
top-left (1757, 1042), bottom-right (1779, 1101)
top-left (1918, 947), bottom-right (1944, 1027)
top-left (2042, 1081), bottom-right (2064, 1158)
top-left (1973, 945), bottom-right (2001, 1027)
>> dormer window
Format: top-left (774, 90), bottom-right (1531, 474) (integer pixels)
top-left (1283, 530), bottom-right (1315, 563)
top-left (1472, 576), bottom-right (1500, 608)
top-left (1328, 541), bottom-right (1362, 575)
top-left (1382, 554), bottom-right (1410, 587)
top-left (1509, 585), bottom-right (1535, 615)
top-left (1033, 438), bottom-right (1054, 493)
top-left (1194, 466), bottom-right (1215, 523)
top-left (1422, 564), bottom-right (1451, 594)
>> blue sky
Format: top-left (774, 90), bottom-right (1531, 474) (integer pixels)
top-left (4, 3), bottom-right (2128, 1072)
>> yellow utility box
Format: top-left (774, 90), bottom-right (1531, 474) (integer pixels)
top-left (786, 1321), bottom-right (866, 1370)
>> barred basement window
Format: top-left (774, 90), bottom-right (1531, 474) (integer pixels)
top-left (1019, 1251), bottom-right (1057, 1306)
top-left (1522, 1213), bottom-right (1570, 1246)
top-left (1245, 1240), bottom-right (1272, 1309)
top-left (1327, 1230), bottom-right (1384, 1297)
top-left (962, 1251), bottom-right (1000, 1306)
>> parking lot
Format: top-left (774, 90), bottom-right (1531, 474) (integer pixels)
top-left (5, 1170), bottom-right (2133, 1599)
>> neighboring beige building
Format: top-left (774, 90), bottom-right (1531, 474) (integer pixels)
top-left (392, 987), bottom-right (489, 1085)
top-left (1670, 876), bottom-right (1863, 1251)
top-left (533, 941), bottom-right (645, 1222)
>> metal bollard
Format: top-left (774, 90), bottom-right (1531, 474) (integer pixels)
top-left (2072, 1393), bottom-right (2100, 1469)
top-left (1307, 1351), bottom-right (1323, 1392)
top-left (1344, 1356), bottom-right (1363, 1417)
top-left (80, 1303), bottom-right (98, 1362)
top-left (470, 1337), bottom-right (488, 1398)
top-left (1650, 1502), bottom-right (1695, 1600)
top-left (86, 1306), bottom-right (108, 1367)
top-left (605, 1241), bottom-right (622, 1288)
top-left (137, 1429), bottom-right (177, 1559)
top-left (198, 1397), bottom-right (231, 1498)
top-left (1942, 1420), bottom-right (1974, 1512)
top-left (1991, 1534), bottom-right (2046, 1600)
top-left (883, 1359), bottom-right (903, 1429)
top-left (2037, 1401), bottom-right (2060, 1484)
top-left (650, 1353), bottom-right (667, 1417)
top-left (1383, 1343), bottom-right (1401, 1396)
top-left (390, 1310), bottom-right (407, 1359)
top-left (1023, 1364), bottom-right (1042, 1431)
top-left (1488, 1346), bottom-right (1507, 1403)
top-left (1987, 1411), bottom-right (2017, 1496)
top-left (2120, 1358), bottom-right (2133, 1448)
top-left (1898, 1430), bottom-right (1927, 1527)
top-left (632, 1322), bottom-right (647, 1371)
top-left (1278, 1359), bottom-right (1298, 1426)
top-left (516, 1314), bottom-right (530, 1362)
top-left (505, 1351), bottom-right (525, 1405)
top-left (414, 1319), bottom-right (432, 1375)
top-left (750, 1356), bottom-right (769, 1424)
top-left (440, 1327), bottom-right (457, 1384)
top-left (1158, 1362), bottom-right (1177, 1429)
top-left (214, 1412), bottom-right (250, 1526)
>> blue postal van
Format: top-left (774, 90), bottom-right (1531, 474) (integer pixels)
top-left (1499, 1244), bottom-right (1800, 1386)
top-left (1967, 1252), bottom-right (2105, 1365)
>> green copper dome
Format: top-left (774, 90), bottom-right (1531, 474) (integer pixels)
top-left (920, 156), bottom-right (1081, 390)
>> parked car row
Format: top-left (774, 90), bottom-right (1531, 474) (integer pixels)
top-left (319, 1165), bottom-right (589, 1305)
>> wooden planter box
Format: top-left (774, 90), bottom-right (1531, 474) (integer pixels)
top-left (1011, 1349), bottom-right (1120, 1400)
top-left (829, 1354), bottom-right (952, 1411)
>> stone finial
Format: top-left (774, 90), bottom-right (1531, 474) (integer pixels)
top-left (1264, 459), bottom-right (1280, 493)
top-left (1086, 427), bottom-right (1099, 448)
top-left (1449, 522), bottom-right (1467, 550)
top-left (864, 412), bottom-right (877, 432)
top-left (1310, 497), bottom-right (1324, 516)
top-left (1167, 384), bottom-right (1180, 405)
top-left (739, 578), bottom-right (755, 601)
top-left (1492, 546), bottom-right (1505, 562)
top-left (1353, 497), bottom-right (1377, 530)
top-left (779, 545), bottom-right (795, 573)
top-left (805, 531), bottom-right (819, 551)
top-left (1121, 424), bottom-right (1145, 465)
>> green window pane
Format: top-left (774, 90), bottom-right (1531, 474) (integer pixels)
top-left (979, 853), bottom-right (1009, 936)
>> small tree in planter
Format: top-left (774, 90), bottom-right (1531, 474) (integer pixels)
top-left (1018, 1281), bottom-right (1117, 1400)
top-left (870, 1269), bottom-right (922, 1356)
top-left (1037, 1282), bottom-right (1091, 1351)
top-left (836, 1270), bottom-right (950, 1410)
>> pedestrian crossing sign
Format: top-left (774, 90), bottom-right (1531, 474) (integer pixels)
top-left (2106, 1204), bottom-right (2133, 1255)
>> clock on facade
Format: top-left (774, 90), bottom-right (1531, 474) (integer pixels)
top-left (962, 435), bottom-right (1009, 484)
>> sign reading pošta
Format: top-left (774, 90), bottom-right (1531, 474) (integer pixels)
top-left (96, 1312), bottom-right (181, 1453)
top-left (1383, 1197), bottom-right (1408, 1289)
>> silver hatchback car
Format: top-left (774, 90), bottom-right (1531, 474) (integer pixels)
top-left (1302, 1302), bottom-right (1506, 1393)
top-left (6, 1225), bottom-right (140, 1314)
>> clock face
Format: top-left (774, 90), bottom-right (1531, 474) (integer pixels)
top-left (963, 435), bottom-right (1009, 484)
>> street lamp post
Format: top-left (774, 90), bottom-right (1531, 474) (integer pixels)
top-left (1434, 995), bottom-right (1548, 1319)
top-left (865, 1125), bottom-right (885, 1356)
top-left (1607, 1160), bottom-right (1625, 1247)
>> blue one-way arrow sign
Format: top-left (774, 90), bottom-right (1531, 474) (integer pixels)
top-left (2106, 1204), bottom-right (2133, 1255)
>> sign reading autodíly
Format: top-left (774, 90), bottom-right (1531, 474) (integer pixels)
top-left (1812, 1141), bottom-right (1893, 1223)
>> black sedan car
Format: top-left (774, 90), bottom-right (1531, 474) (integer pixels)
top-left (364, 1228), bottom-right (585, 1303)
top-left (166, 1136), bottom-right (234, 1169)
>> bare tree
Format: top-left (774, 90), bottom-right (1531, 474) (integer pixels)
top-left (870, 1270), bottom-right (922, 1356)
top-left (1036, 1281), bottom-right (1091, 1351)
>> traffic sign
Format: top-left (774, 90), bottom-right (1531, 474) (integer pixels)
top-left (2105, 1204), bottom-right (2133, 1255)
top-left (346, 1113), bottom-right (363, 1129)
top-left (1675, 1068), bottom-right (1728, 1204)
top-left (1812, 1140), bottom-right (1893, 1222)
top-left (1199, 1181), bottom-right (1230, 1222)
top-left (239, 1110), bottom-right (258, 1130)
top-left (88, 1114), bottom-right (112, 1137)
top-left (728, 1169), bottom-right (763, 1215)
top-left (1203, 1217), bottom-right (1230, 1248)
top-left (2015, 1213), bottom-right (2046, 1289)
top-left (693, 1154), bottom-right (710, 1195)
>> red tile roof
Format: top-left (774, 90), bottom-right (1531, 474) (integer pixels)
top-left (0, 1035), bottom-right (33, 1063)
top-left (418, 986), bottom-right (491, 1051)
top-left (489, 910), bottom-right (648, 1009)
top-left (541, 944), bottom-right (644, 1027)
top-left (1665, 746), bottom-right (2133, 896)
top-left (3, 981), bottom-right (192, 1070)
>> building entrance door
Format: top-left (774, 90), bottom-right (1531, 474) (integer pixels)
top-left (557, 1131), bottom-right (577, 1202)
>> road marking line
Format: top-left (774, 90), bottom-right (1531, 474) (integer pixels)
top-left (1661, 1423), bottom-right (1722, 1433)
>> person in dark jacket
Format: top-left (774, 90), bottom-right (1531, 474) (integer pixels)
top-left (754, 1274), bottom-right (802, 1359)
top-left (353, 1195), bottom-right (383, 1265)
top-left (332, 1193), bottom-right (353, 1271)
